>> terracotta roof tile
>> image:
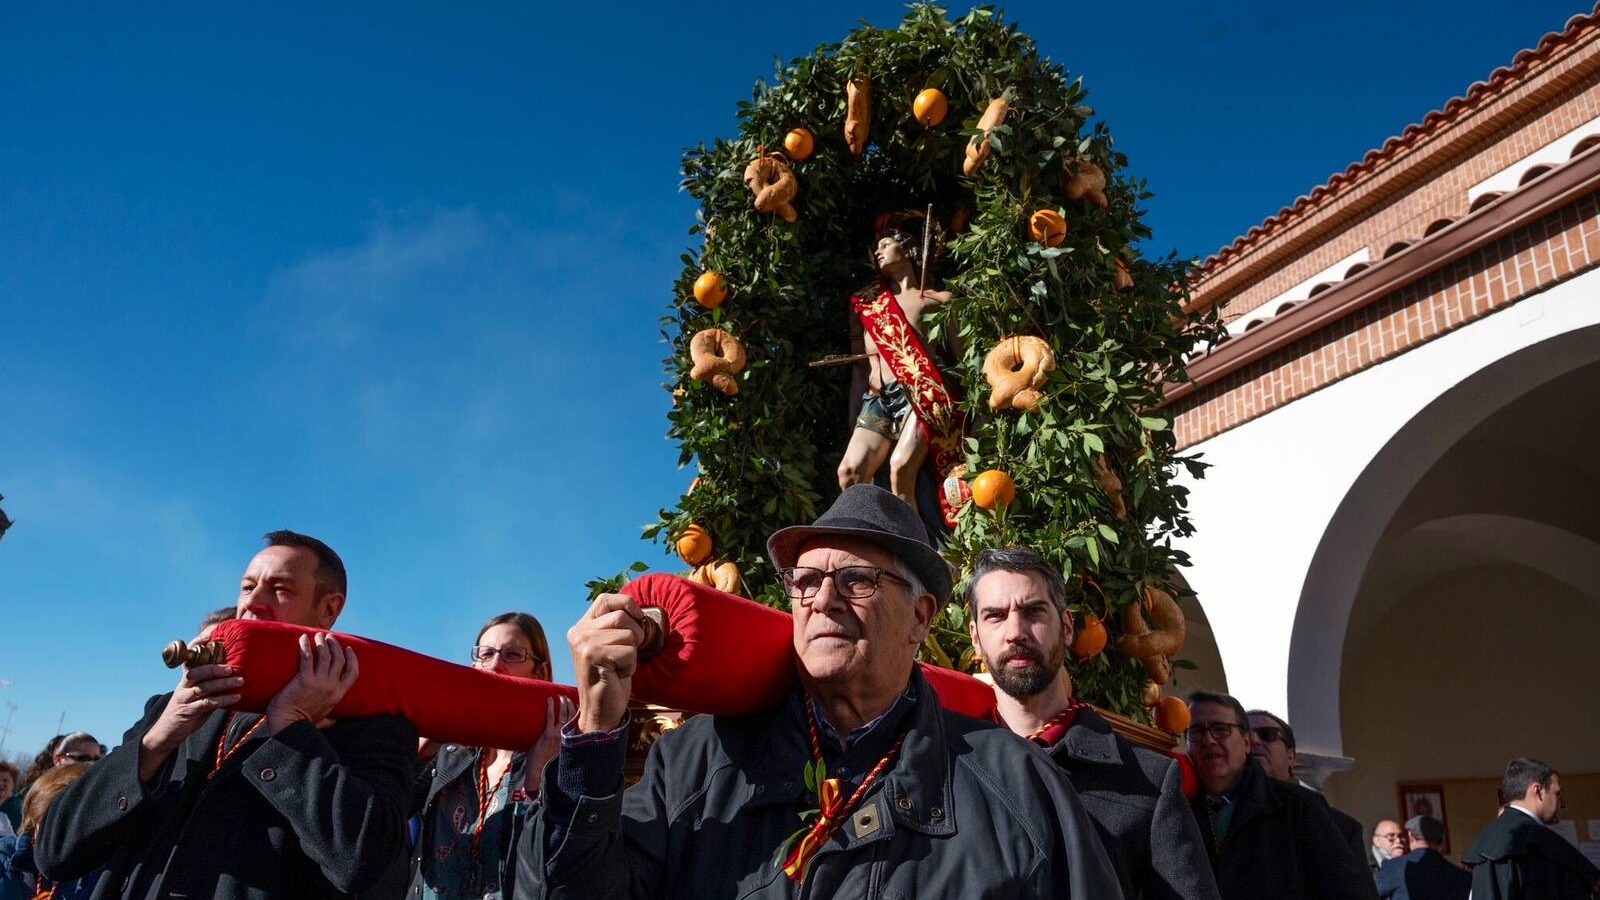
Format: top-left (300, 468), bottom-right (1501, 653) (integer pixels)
top-left (1197, 4), bottom-right (1600, 277)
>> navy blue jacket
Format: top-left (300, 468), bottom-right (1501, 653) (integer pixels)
top-left (1376, 848), bottom-right (1469, 900)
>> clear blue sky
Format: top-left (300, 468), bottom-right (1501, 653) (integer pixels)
top-left (0, 0), bottom-right (1583, 757)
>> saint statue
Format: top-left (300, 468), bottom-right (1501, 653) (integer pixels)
top-left (838, 212), bottom-right (966, 531)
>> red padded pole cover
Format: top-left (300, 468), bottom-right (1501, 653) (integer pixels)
top-left (206, 619), bottom-right (577, 750)
top-left (621, 573), bottom-right (997, 721)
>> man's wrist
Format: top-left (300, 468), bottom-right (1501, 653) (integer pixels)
top-left (576, 713), bottom-right (622, 735)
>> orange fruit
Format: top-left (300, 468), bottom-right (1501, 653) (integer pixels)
top-left (676, 524), bottom-right (714, 566)
top-left (693, 272), bottom-right (727, 308)
top-left (912, 88), bottom-right (948, 127)
top-left (1028, 209), bottom-right (1067, 247)
top-left (1154, 696), bottom-right (1191, 735)
top-left (1071, 613), bottom-right (1108, 661)
top-left (783, 127), bottom-right (815, 161)
top-left (970, 469), bottom-right (1016, 510)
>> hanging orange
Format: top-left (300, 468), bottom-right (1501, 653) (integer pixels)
top-left (970, 470), bottom-right (1016, 510)
top-left (783, 127), bottom-right (815, 161)
top-left (693, 272), bottom-right (727, 308)
top-left (1153, 696), bottom-right (1191, 735)
top-left (912, 88), bottom-right (948, 127)
top-left (1028, 209), bottom-right (1067, 247)
top-left (676, 524), bottom-right (714, 566)
top-left (1071, 613), bottom-right (1108, 661)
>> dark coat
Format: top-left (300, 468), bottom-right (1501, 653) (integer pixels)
top-left (1045, 708), bottom-right (1219, 900)
top-left (517, 669), bottom-right (1126, 899)
top-left (35, 693), bottom-right (417, 900)
top-left (1462, 808), bottom-right (1600, 900)
top-left (1191, 761), bottom-right (1378, 900)
top-left (399, 745), bottom-right (534, 899)
top-left (1326, 804), bottom-right (1370, 873)
top-left (1376, 848), bottom-right (1469, 900)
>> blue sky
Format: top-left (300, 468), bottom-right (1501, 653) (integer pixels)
top-left (0, 0), bottom-right (1583, 757)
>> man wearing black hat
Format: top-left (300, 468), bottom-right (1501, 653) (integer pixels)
top-left (517, 484), bottom-right (1124, 900)
top-left (1375, 815), bottom-right (1468, 900)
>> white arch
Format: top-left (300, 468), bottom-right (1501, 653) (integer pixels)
top-left (1175, 268), bottom-right (1600, 756)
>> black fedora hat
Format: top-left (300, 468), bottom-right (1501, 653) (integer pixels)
top-left (766, 484), bottom-right (953, 602)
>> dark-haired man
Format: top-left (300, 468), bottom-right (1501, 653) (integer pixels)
top-left (37, 530), bottom-right (417, 900)
top-left (1462, 757), bottom-right (1600, 899)
top-left (1186, 691), bottom-right (1375, 900)
top-left (1246, 709), bottom-right (1368, 873)
top-left (967, 547), bottom-right (1218, 900)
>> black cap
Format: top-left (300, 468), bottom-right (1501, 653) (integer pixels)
top-left (766, 484), bottom-right (953, 602)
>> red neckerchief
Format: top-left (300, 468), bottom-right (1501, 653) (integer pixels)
top-left (999, 699), bottom-right (1091, 748)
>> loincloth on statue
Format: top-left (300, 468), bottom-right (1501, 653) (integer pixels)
top-left (855, 380), bottom-right (913, 440)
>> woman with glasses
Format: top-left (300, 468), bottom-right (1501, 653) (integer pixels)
top-left (404, 612), bottom-right (574, 900)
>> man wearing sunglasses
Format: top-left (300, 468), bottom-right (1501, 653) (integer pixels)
top-left (966, 547), bottom-right (1218, 900)
top-left (1246, 710), bottom-right (1368, 875)
top-left (1185, 691), bottom-right (1376, 900)
top-left (519, 484), bottom-right (1123, 900)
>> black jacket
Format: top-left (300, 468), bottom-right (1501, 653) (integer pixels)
top-left (1376, 848), bottom-right (1469, 900)
top-left (517, 668), bottom-right (1126, 899)
top-left (1191, 761), bottom-right (1378, 900)
top-left (1046, 708), bottom-right (1219, 900)
top-left (35, 693), bottom-right (416, 900)
top-left (400, 745), bottom-right (533, 899)
top-left (1462, 807), bottom-right (1600, 900)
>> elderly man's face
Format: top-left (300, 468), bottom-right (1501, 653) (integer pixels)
top-left (1373, 821), bottom-right (1408, 857)
top-left (790, 538), bottom-right (934, 693)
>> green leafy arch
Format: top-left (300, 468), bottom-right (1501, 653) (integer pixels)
top-left (608, 5), bottom-right (1224, 719)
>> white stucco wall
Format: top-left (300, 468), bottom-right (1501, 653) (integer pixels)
top-left (1175, 268), bottom-right (1600, 755)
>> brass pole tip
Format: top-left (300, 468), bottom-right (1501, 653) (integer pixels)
top-left (162, 640), bottom-right (189, 669)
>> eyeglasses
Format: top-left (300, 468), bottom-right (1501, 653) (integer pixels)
top-left (780, 566), bottom-right (909, 601)
top-left (61, 752), bottom-right (102, 763)
top-left (1251, 726), bottom-right (1290, 746)
top-left (1184, 722), bottom-right (1246, 744)
top-left (471, 646), bottom-right (539, 665)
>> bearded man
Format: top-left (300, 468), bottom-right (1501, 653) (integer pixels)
top-left (967, 547), bottom-right (1219, 900)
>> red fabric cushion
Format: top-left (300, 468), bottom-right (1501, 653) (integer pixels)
top-left (208, 619), bottom-right (576, 750)
top-left (621, 574), bottom-right (997, 721)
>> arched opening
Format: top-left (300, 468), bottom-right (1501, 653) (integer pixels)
top-left (1423, 217), bottom-right (1455, 237)
top-left (1244, 317), bottom-right (1267, 331)
top-left (1275, 301), bottom-right (1299, 316)
top-left (1344, 261), bottom-right (1371, 279)
top-left (1468, 191), bottom-right (1504, 213)
top-left (1307, 281), bottom-right (1335, 298)
top-left (1381, 240), bottom-right (1413, 259)
top-left (1285, 325), bottom-right (1600, 849)
top-left (1572, 133), bottom-right (1600, 159)
top-left (1519, 164), bottom-right (1554, 187)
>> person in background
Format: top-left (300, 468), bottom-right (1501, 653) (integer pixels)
top-left (1372, 821), bottom-right (1409, 878)
top-left (0, 735), bottom-right (100, 833)
top-left (0, 763), bottom-right (18, 835)
top-left (1185, 691), bottom-right (1375, 900)
top-left (1462, 757), bottom-right (1599, 898)
top-left (1375, 815), bottom-right (1467, 900)
top-left (0, 763), bottom-right (100, 900)
top-left (1245, 710), bottom-right (1367, 871)
top-left (196, 605), bottom-right (237, 641)
top-left (403, 612), bottom-right (573, 900)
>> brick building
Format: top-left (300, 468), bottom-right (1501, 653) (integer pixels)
top-left (1165, 5), bottom-right (1600, 850)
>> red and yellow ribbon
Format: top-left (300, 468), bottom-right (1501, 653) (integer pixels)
top-left (776, 702), bottom-right (906, 882)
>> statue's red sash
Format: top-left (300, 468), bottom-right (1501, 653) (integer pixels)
top-left (851, 288), bottom-right (967, 526)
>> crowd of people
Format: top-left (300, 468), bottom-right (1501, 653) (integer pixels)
top-left (0, 489), bottom-right (1594, 899)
